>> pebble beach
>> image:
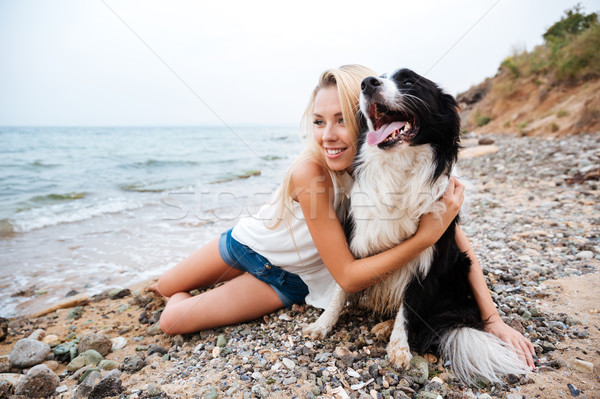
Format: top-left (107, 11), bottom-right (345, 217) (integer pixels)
top-left (1, 132), bottom-right (599, 399)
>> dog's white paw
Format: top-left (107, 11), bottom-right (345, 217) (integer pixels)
top-left (387, 341), bottom-right (413, 370)
top-left (302, 321), bottom-right (332, 339)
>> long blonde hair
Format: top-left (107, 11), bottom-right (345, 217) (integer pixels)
top-left (268, 64), bottom-right (378, 227)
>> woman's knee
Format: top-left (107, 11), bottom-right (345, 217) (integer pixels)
top-left (159, 308), bottom-right (181, 335)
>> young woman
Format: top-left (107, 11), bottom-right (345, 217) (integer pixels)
top-left (150, 65), bottom-right (535, 368)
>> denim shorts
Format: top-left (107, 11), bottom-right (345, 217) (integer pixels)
top-left (218, 228), bottom-right (309, 308)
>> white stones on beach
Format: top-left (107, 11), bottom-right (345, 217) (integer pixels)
top-left (8, 338), bottom-right (51, 368)
top-left (573, 359), bottom-right (594, 373)
top-left (282, 357), bottom-right (295, 370)
top-left (111, 336), bottom-right (127, 350)
top-left (576, 250), bottom-right (594, 259)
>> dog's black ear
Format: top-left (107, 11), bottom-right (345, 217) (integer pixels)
top-left (439, 92), bottom-right (461, 138)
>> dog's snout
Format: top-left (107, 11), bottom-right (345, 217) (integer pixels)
top-left (361, 77), bottom-right (382, 95)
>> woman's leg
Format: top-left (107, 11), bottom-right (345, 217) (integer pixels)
top-left (159, 273), bottom-right (284, 334)
top-left (152, 237), bottom-right (244, 297)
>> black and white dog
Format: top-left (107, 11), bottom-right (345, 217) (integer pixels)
top-left (303, 68), bottom-right (529, 385)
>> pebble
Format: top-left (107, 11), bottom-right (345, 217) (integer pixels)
top-left (67, 306), bottom-right (83, 319)
top-left (573, 359), bottom-right (594, 373)
top-left (216, 334), bottom-right (227, 348)
top-left (111, 336), bottom-right (127, 350)
top-left (78, 333), bottom-right (113, 357)
top-left (147, 344), bottom-right (168, 356)
top-left (67, 349), bottom-right (103, 371)
top-left (99, 359), bottom-right (119, 371)
top-left (147, 385), bottom-right (162, 396)
top-left (407, 356), bottom-right (429, 385)
top-left (122, 354), bottom-right (146, 373)
top-left (282, 357), bottom-right (296, 370)
top-left (204, 386), bottom-right (219, 399)
top-left (9, 338), bottom-right (51, 368)
top-left (14, 364), bottom-right (60, 397)
top-left (88, 369), bottom-right (122, 399)
top-left (73, 370), bottom-right (101, 399)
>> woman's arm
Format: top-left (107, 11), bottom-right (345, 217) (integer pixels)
top-left (292, 161), bottom-right (463, 293)
top-left (455, 225), bottom-right (536, 369)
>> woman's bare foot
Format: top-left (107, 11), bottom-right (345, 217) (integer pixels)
top-left (146, 282), bottom-right (163, 296)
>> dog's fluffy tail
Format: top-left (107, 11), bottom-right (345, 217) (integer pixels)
top-left (440, 327), bottom-right (530, 385)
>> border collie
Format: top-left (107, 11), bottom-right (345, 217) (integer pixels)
top-left (303, 68), bottom-right (529, 385)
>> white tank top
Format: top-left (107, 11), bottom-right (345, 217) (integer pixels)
top-left (232, 171), bottom-right (353, 309)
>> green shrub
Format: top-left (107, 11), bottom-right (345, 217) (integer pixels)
top-left (557, 109), bottom-right (570, 117)
top-left (475, 113), bottom-right (492, 127)
top-left (551, 122), bottom-right (560, 132)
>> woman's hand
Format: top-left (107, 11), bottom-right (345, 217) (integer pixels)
top-left (485, 316), bottom-right (536, 369)
top-left (415, 177), bottom-right (464, 246)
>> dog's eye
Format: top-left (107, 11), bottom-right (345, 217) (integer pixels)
top-left (403, 80), bottom-right (413, 87)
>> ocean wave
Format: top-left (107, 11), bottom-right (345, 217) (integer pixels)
top-left (29, 161), bottom-right (60, 168)
top-left (121, 159), bottom-right (203, 169)
top-left (28, 192), bottom-right (87, 204)
top-left (8, 197), bottom-right (143, 233)
top-left (210, 170), bottom-right (261, 184)
top-left (119, 183), bottom-right (166, 193)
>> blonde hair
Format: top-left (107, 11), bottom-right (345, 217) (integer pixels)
top-left (268, 64), bottom-right (378, 227)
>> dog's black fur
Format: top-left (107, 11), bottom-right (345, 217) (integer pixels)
top-left (352, 68), bottom-right (484, 355)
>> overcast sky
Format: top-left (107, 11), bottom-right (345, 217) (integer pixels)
top-left (0, 0), bottom-right (597, 126)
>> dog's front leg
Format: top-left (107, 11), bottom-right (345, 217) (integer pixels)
top-left (387, 303), bottom-right (413, 369)
top-left (302, 285), bottom-right (347, 339)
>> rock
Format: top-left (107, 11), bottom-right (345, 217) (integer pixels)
top-left (73, 370), bottom-right (101, 399)
top-left (478, 394), bottom-right (492, 399)
top-left (415, 391), bottom-right (442, 399)
top-left (204, 386), bottom-right (219, 399)
top-left (28, 329), bottom-right (45, 341)
top-left (423, 381), bottom-right (446, 396)
top-left (99, 359), bottom-right (119, 371)
top-left (0, 318), bottom-right (8, 342)
top-left (147, 385), bottom-right (162, 396)
top-left (478, 138), bottom-right (495, 145)
top-left (67, 306), bottom-right (84, 319)
top-left (14, 364), bottom-right (60, 397)
top-left (122, 354), bottom-right (146, 373)
top-left (147, 344), bottom-right (168, 356)
top-left (283, 376), bottom-right (297, 385)
top-left (109, 288), bottom-right (131, 299)
top-left (0, 379), bottom-right (15, 397)
top-left (43, 360), bottom-right (59, 371)
top-left (333, 346), bottom-right (355, 366)
top-left (216, 334), bottom-right (227, 348)
top-left (111, 336), bottom-right (127, 350)
top-left (67, 349), bottom-right (103, 372)
top-left (576, 251), bottom-right (594, 259)
top-left (282, 358), bottom-right (296, 370)
top-left (147, 322), bottom-right (163, 336)
top-left (407, 356), bottom-right (429, 385)
top-left (573, 359), bottom-right (594, 373)
top-left (78, 333), bottom-right (113, 357)
top-left (9, 338), bottom-right (51, 368)
top-left (88, 369), bottom-right (122, 399)
top-left (315, 352), bottom-right (332, 362)
top-left (42, 334), bottom-right (60, 346)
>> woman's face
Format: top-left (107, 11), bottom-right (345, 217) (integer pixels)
top-left (313, 86), bottom-right (356, 172)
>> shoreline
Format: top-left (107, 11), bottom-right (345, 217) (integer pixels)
top-left (1, 272), bottom-right (598, 398)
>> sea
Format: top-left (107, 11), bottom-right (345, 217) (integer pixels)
top-left (0, 126), bottom-right (303, 318)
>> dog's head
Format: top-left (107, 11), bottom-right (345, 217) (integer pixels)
top-left (359, 68), bottom-right (460, 180)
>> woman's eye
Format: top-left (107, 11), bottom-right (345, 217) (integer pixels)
top-left (313, 120), bottom-right (324, 126)
top-left (338, 118), bottom-right (345, 124)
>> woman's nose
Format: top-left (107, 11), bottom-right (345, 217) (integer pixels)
top-left (322, 124), bottom-right (336, 141)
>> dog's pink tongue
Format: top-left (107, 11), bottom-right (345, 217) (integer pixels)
top-left (367, 121), bottom-right (406, 146)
